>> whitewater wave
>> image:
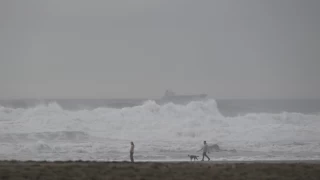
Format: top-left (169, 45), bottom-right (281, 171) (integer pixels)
top-left (0, 131), bottom-right (90, 142)
top-left (1, 99), bottom-right (320, 160)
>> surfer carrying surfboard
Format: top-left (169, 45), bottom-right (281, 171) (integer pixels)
top-left (197, 141), bottom-right (210, 161)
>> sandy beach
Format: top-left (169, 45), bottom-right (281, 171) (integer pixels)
top-left (0, 160), bottom-right (320, 180)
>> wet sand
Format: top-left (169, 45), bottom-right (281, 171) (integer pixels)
top-left (0, 160), bottom-right (320, 180)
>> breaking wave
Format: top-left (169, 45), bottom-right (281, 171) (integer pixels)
top-left (1, 99), bottom-right (320, 160)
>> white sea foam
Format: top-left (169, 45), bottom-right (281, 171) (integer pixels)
top-left (0, 99), bottom-right (320, 161)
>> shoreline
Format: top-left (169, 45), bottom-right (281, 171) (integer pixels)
top-left (1, 159), bottom-right (320, 164)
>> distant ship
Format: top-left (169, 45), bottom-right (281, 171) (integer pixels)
top-left (158, 90), bottom-right (207, 104)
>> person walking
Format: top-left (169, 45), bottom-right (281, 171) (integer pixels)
top-left (197, 141), bottom-right (210, 161)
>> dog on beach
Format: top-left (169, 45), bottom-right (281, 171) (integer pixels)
top-left (188, 155), bottom-right (199, 161)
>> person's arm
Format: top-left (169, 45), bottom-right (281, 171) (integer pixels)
top-left (197, 147), bottom-right (203, 152)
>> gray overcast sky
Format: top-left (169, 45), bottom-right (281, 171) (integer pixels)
top-left (1, 0), bottom-right (319, 99)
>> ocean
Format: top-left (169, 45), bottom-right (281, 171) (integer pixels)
top-left (0, 98), bottom-right (320, 161)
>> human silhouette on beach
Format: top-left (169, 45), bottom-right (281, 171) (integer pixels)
top-left (130, 142), bottom-right (135, 163)
top-left (197, 141), bottom-right (210, 161)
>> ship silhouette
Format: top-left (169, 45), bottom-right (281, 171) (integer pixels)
top-left (158, 90), bottom-right (207, 104)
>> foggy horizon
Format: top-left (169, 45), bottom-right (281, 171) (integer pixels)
top-left (1, 0), bottom-right (319, 99)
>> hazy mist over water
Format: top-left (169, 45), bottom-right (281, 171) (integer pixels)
top-left (1, 0), bottom-right (320, 99)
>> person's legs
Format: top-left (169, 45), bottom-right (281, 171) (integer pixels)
top-left (202, 152), bottom-right (205, 161)
top-left (204, 153), bottom-right (210, 161)
top-left (130, 152), bottom-right (134, 163)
